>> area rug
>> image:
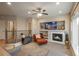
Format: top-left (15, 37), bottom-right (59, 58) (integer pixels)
top-left (16, 42), bottom-right (49, 56)
top-left (3, 42), bottom-right (72, 56)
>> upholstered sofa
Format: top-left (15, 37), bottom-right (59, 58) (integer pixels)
top-left (33, 34), bottom-right (48, 44)
top-left (23, 36), bottom-right (32, 45)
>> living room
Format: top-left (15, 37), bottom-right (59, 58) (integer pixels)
top-left (0, 2), bottom-right (79, 56)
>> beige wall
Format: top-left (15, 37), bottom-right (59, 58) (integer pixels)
top-left (0, 16), bottom-right (30, 40)
top-left (74, 4), bottom-right (79, 15)
top-left (0, 16), bottom-right (16, 40)
top-left (70, 3), bottom-right (79, 16)
top-left (15, 17), bottom-right (31, 39)
top-left (0, 20), bottom-right (5, 39)
top-left (16, 17), bottom-right (28, 30)
top-left (32, 18), bottom-right (40, 35)
top-left (16, 17), bottom-right (32, 31)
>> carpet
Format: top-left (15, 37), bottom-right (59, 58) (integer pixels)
top-left (16, 42), bottom-right (49, 56)
top-left (3, 42), bottom-right (72, 56)
top-left (40, 42), bottom-right (72, 56)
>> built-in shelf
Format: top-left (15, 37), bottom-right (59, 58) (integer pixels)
top-left (40, 31), bottom-right (48, 39)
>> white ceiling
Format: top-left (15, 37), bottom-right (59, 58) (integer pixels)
top-left (0, 2), bottom-right (74, 18)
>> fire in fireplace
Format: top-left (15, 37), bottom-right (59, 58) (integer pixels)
top-left (51, 31), bottom-right (65, 44)
top-left (52, 33), bottom-right (63, 42)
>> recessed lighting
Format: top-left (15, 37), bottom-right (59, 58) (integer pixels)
top-left (59, 11), bottom-right (62, 14)
top-left (56, 2), bottom-right (60, 5)
top-left (7, 2), bottom-right (11, 5)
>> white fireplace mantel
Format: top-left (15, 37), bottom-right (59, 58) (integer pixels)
top-left (49, 31), bottom-right (65, 44)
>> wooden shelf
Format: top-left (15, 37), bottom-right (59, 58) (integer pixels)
top-left (40, 31), bottom-right (48, 39)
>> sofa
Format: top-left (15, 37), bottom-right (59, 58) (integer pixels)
top-left (23, 36), bottom-right (32, 45)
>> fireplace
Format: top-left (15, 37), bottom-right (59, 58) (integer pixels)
top-left (52, 33), bottom-right (63, 42)
top-left (51, 31), bottom-right (65, 44)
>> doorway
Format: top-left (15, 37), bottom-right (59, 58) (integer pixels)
top-left (6, 20), bottom-right (16, 43)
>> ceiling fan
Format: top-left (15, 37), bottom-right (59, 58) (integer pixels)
top-left (32, 8), bottom-right (48, 16)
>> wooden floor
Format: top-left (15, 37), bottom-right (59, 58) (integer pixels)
top-left (0, 40), bottom-right (6, 47)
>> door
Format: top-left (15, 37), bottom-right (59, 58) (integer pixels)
top-left (6, 21), bottom-right (15, 43)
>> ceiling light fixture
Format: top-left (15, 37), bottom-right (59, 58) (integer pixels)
top-left (7, 2), bottom-right (11, 5)
top-left (56, 2), bottom-right (60, 5)
top-left (28, 11), bottom-right (31, 14)
top-left (59, 11), bottom-right (62, 14)
top-left (37, 13), bottom-right (42, 17)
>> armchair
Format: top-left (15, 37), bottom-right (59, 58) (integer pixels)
top-left (33, 33), bottom-right (48, 45)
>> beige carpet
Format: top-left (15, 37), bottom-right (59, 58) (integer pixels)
top-left (39, 42), bottom-right (72, 56)
top-left (16, 42), bottom-right (49, 56)
top-left (3, 42), bottom-right (72, 56)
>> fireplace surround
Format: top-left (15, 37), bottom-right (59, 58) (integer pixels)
top-left (50, 31), bottom-right (65, 44)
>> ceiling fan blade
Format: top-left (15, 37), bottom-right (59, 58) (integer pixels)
top-left (37, 8), bottom-right (42, 11)
top-left (43, 10), bottom-right (46, 12)
top-left (32, 8), bottom-right (48, 15)
top-left (42, 13), bottom-right (48, 15)
top-left (32, 10), bottom-right (39, 12)
top-left (32, 13), bottom-right (37, 15)
top-left (37, 8), bottom-right (42, 12)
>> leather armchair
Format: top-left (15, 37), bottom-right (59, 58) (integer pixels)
top-left (32, 34), bottom-right (48, 44)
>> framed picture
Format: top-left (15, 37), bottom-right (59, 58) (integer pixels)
top-left (57, 21), bottom-right (65, 30)
top-left (40, 21), bottom-right (65, 30)
top-left (40, 22), bottom-right (46, 29)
